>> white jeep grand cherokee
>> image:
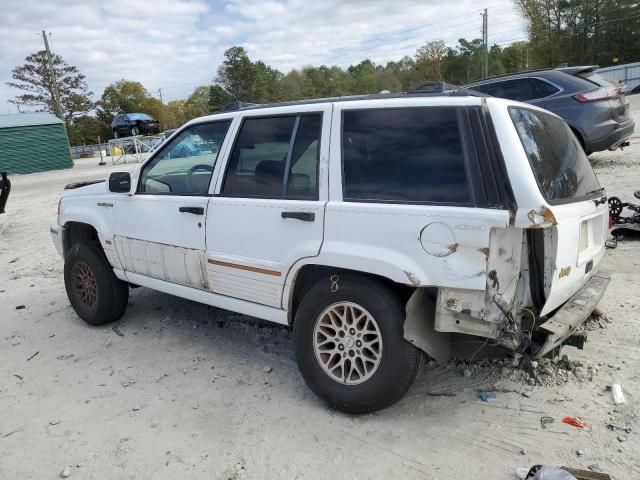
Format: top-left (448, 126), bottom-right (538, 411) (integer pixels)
top-left (51, 87), bottom-right (609, 413)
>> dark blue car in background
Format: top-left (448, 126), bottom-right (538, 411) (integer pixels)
top-left (465, 66), bottom-right (635, 154)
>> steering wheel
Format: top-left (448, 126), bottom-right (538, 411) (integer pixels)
top-left (186, 164), bottom-right (213, 193)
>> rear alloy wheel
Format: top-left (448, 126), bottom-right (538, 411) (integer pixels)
top-left (313, 302), bottom-right (383, 385)
top-left (294, 273), bottom-right (423, 414)
top-left (64, 243), bottom-right (129, 326)
top-left (113, 130), bottom-right (119, 139)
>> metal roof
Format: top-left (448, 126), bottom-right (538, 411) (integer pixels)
top-left (0, 112), bottom-right (63, 129)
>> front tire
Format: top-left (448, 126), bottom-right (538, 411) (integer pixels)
top-left (293, 273), bottom-right (423, 414)
top-left (64, 243), bottom-right (129, 326)
top-left (130, 126), bottom-right (139, 136)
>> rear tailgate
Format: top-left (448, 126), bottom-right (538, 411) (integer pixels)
top-left (540, 198), bottom-right (607, 315)
top-left (508, 106), bottom-right (608, 316)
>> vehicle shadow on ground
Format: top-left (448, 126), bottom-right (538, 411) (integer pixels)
top-left (105, 286), bottom-right (498, 414)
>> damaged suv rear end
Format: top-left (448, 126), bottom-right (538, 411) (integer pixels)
top-left (421, 99), bottom-right (609, 362)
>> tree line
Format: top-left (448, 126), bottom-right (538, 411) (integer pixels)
top-left (6, 0), bottom-right (639, 146)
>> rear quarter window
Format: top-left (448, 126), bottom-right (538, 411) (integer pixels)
top-left (341, 107), bottom-right (471, 204)
top-left (509, 107), bottom-right (601, 204)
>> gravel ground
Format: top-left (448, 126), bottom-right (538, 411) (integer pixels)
top-left (1, 99), bottom-right (640, 479)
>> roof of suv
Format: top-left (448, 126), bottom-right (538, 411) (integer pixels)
top-left (215, 82), bottom-right (488, 113)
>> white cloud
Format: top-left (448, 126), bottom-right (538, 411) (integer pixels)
top-left (0, 0), bottom-right (525, 112)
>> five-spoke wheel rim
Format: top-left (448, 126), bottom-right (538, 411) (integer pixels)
top-left (313, 302), bottom-right (383, 385)
top-left (72, 261), bottom-right (97, 307)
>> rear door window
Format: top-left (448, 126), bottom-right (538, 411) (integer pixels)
top-left (341, 107), bottom-right (471, 204)
top-left (488, 79), bottom-right (537, 101)
top-left (467, 84), bottom-right (489, 94)
top-left (531, 78), bottom-right (560, 98)
top-left (510, 107), bottom-right (601, 203)
top-left (222, 114), bottom-right (322, 199)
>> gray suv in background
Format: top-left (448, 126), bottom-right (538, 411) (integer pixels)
top-left (465, 66), bottom-right (634, 153)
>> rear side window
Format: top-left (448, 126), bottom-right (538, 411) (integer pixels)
top-left (510, 108), bottom-right (601, 203)
top-left (531, 78), bottom-right (560, 98)
top-left (488, 79), bottom-right (535, 101)
top-left (341, 107), bottom-right (470, 204)
top-left (467, 84), bottom-right (489, 94)
top-left (484, 78), bottom-right (558, 101)
top-left (222, 114), bottom-right (321, 199)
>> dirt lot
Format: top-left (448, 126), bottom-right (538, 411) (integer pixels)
top-left (2, 100), bottom-right (640, 480)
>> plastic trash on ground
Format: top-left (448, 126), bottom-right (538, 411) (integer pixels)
top-left (611, 383), bottom-right (626, 404)
top-left (516, 465), bottom-right (577, 479)
top-left (476, 390), bottom-right (496, 402)
top-left (562, 416), bottom-right (587, 428)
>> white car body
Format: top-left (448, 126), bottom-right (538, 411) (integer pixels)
top-left (51, 94), bottom-right (609, 362)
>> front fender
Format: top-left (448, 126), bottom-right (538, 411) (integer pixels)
top-left (59, 195), bottom-right (114, 236)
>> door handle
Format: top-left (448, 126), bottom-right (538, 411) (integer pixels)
top-left (179, 206), bottom-right (204, 215)
top-left (281, 211), bottom-right (315, 222)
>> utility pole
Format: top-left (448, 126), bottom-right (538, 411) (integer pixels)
top-left (158, 88), bottom-right (167, 130)
top-left (42, 31), bottom-right (63, 120)
top-left (481, 9), bottom-right (489, 79)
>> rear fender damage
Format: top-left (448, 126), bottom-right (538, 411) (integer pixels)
top-left (403, 227), bottom-right (533, 362)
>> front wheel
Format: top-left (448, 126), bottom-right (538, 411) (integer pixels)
top-left (130, 126), bottom-right (139, 136)
top-left (293, 274), bottom-right (423, 414)
top-left (64, 243), bottom-right (129, 326)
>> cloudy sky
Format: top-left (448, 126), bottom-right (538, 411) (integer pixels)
top-left (0, 0), bottom-right (526, 112)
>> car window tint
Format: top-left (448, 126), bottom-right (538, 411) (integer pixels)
top-left (287, 114), bottom-right (322, 199)
top-left (139, 121), bottom-right (231, 195)
top-left (510, 108), bottom-right (601, 203)
top-left (342, 107), bottom-right (470, 204)
top-left (222, 114), bottom-right (322, 199)
top-left (488, 79), bottom-right (537, 101)
top-left (222, 116), bottom-right (295, 198)
top-left (467, 84), bottom-right (489, 94)
top-left (531, 78), bottom-right (559, 98)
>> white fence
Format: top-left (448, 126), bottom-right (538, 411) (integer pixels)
top-left (598, 62), bottom-right (640, 92)
top-left (70, 133), bottom-right (167, 163)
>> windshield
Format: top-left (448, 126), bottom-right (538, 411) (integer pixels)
top-left (128, 113), bottom-right (153, 121)
top-left (510, 107), bottom-right (601, 204)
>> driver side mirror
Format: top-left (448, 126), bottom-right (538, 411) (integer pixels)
top-left (108, 171), bottom-right (131, 193)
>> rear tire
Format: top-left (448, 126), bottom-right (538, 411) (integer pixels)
top-left (130, 126), bottom-right (139, 136)
top-left (113, 129), bottom-right (119, 139)
top-left (64, 243), bottom-right (129, 326)
top-left (293, 273), bottom-right (423, 414)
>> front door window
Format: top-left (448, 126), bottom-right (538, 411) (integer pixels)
top-left (139, 121), bottom-right (231, 195)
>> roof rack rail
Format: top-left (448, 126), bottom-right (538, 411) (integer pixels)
top-left (217, 101), bottom-right (260, 112)
top-left (407, 81), bottom-right (459, 94)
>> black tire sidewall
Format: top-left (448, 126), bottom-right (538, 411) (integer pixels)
top-left (294, 274), bottom-right (421, 413)
top-left (64, 243), bottom-right (122, 326)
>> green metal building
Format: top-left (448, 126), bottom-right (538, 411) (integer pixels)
top-left (0, 112), bottom-right (73, 174)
